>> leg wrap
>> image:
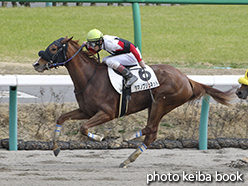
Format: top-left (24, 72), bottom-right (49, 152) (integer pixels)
top-left (87, 132), bottom-right (104, 142)
top-left (123, 130), bottom-right (142, 141)
top-left (53, 124), bottom-right (62, 143)
top-left (120, 143), bottom-right (147, 168)
top-left (129, 143), bottom-right (147, 162)
top-left (53, 124), bottom-right (62, 156)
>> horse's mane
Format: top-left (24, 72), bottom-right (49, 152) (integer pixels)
top-left (69, 39), bottom-right (100, 64)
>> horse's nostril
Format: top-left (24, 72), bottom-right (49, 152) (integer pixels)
top-left (33, 63), bottom-right (39, 67)
top-left (235, 91), bottom-right (243, 98)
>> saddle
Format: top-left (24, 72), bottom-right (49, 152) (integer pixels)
top-left (108, 65), bottom-right (160, 117)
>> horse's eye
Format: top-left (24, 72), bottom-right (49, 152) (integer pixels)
top-left (51, 48), bottom-right (57, 51)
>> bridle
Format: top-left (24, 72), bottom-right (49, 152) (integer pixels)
top-left (46, 43), bottom-right (86, 69)
top-left (39, 39), bottom-right (98, 94)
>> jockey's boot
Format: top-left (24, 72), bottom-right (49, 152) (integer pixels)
top-left (117, 65), bottom-right (138, 88)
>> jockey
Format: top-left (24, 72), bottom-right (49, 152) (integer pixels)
top-left (84, 28), bottom-right (146, 88)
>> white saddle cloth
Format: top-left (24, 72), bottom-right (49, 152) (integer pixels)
top-left (108, 65), bottom-right (160, 94)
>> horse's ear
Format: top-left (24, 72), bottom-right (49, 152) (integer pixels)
top-left (62, 36), bottom-right (73, 44)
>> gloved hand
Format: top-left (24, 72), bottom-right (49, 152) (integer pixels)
top-left (82, 41), bottom-right (88, 47)
top-left (139, 60), bottom-right (146, 68)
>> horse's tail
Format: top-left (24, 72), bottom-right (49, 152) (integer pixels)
top-left (188, 79), bottom-right (235, 106)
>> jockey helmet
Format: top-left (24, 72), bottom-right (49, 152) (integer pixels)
top-left (87, 29), bottom-right (103, 42)
top-left (86, 29), bottom-right (103, 49)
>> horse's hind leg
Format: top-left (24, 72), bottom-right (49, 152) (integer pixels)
top-left (53, 108), bottom-right (89, 157)
top-left (120, 104), bottom-right (168, 168)
top-left (119, 132), bottom-right (160, 168)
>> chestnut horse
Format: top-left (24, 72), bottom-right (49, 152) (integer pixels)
top-left (33, 37), bottom-right (234, 168)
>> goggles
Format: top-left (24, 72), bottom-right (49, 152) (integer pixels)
top-left (88, 39), bottom-right (102, 48)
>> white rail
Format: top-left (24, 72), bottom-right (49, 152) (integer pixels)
top-left (0, 75), bottom-right (242, 86)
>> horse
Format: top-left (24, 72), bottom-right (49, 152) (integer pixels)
top-left (33, 36), bottom-right (234, 168)
top-left (236, 69), bottom-right (248, 99)
top-left (229, 69), bottom-right (248, 167)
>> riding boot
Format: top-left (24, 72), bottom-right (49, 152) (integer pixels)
top-left (117, 65), bottom-right (138, 88)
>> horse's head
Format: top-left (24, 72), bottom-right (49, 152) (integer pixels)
top-left (236, 69), bottom-right (248, 99)
top-left (33, 36), bottom-right (73, 72)
top-left (236, 85), bottom-right (248, 99)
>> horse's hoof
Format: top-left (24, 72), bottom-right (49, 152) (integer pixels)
top-left (99, 134), bottom-right (104, 141)
top-left (94, 134), bottom-right (104, 142)
top-left (119, 163), bottom-right (127, 168)
top-left (53, 148), bottom-right (61, 157)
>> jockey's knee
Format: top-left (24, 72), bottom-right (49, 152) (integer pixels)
top-left (105, 58), bottom-right (120, 70)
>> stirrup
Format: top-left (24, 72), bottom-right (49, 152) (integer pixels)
top-left (125, 75), bottom-right (138, 88)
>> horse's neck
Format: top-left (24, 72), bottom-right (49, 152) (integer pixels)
top-left (66, 43), bottom-right (99, 91)
top-left (65, 56), bottom-right (96, 92)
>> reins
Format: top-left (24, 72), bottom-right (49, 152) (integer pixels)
top-left (74, 63), bottom-right (98, 95)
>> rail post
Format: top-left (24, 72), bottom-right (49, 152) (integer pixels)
top-left (132, 2), bottom-right (142, 52)
top-left (9, 86), bottom-right (18, 151)
top-left (199, 94), bottom-right (210, 150)
top-left (46, 2), bottom-right (52, 6)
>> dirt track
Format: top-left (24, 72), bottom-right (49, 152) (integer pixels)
top-left (0, 148), bottom-right (247, 186)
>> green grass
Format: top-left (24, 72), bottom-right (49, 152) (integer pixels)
top-left (1, 5), bottom-right (248, 68)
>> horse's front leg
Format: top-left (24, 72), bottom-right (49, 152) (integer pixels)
top-left (79, 110), bottom-right (114, 140)
top-left (53, 108), bottom-right (89, 157)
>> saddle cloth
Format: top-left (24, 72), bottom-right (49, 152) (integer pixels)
top-left (108, 65), bottom-right (160, 94)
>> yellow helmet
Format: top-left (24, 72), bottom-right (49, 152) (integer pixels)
top-left (87, 29), bottom-right (103, 42)
top-left (238, 69), bottom-right (248, 85)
